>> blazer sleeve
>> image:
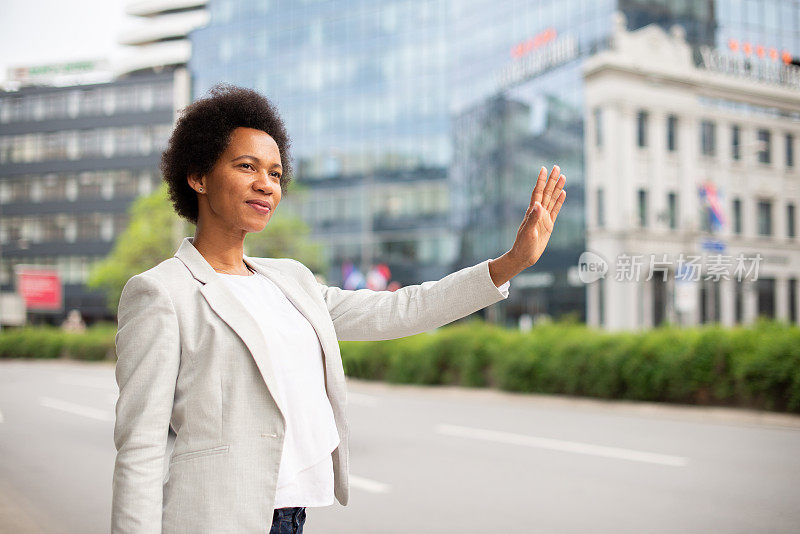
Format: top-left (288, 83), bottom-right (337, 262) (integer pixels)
top-left (111, 273), bottom-right (180, 534)
top-left (316, 258), bottom-right (510, 342)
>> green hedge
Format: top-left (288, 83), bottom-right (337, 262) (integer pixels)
top-left (2, 318), bottom-right (798, 413)
top-left (341, 318), bottom-right (800, 414)
top-left (0, 322), bottom-right (116, 361)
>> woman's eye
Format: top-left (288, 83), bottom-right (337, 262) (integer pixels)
top-left (240, 163), bottom-right (254, 170)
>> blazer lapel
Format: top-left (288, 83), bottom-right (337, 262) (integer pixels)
top-left (174, 237), bottom-right (289, 418)
top-left (241, 255), bottom-right (344, 395)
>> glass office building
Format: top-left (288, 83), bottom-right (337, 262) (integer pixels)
top-left (190, 0), bottom-right (797, 325)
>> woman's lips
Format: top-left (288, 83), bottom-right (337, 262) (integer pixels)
top-left (246, 202), bottom-right (270, 214)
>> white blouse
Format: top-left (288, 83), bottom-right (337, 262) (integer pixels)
top-left (219, 268), bottom-right (511, 510)
top-left (218, 270), bottom-right (341, 509)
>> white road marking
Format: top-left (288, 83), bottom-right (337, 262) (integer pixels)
top-left (39, 397), bottom-right (114, 422)
top-left (348, 392), bottom-right (379, 407)
top-left (349, 474), bottom-right (391, 494)
top-left (436, 423), bottom-right (689, 467)
top-left (57, 374), bottom-right (117, 390)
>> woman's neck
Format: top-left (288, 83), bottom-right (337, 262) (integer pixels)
top-left (192, 226), bottom-right (248, 274)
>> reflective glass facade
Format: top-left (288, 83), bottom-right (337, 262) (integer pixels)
top-left (716, 0), bottom-right (800, 55)
top-left (190, 0), bottom-right (798, 324)
top-left (191, 0), bottom-right (450, 179)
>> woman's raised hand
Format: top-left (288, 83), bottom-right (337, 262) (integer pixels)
top-left (508, 165), bottom-right (567, 269)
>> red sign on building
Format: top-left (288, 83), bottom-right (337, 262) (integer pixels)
top-left (16, 267), bottom-right (62, 312)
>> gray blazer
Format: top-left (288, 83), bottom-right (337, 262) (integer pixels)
top-left (112, 236), bottom-right (510, 533)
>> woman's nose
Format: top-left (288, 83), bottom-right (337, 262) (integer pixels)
top-left (253, 172), bottom-right (277, 193)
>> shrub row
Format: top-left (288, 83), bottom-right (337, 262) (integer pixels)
top-left (2, 319), bottom-right (797, 413)
top-left (0, 322), bottom-right (117, 361)
top-left (340, 319), bottom-right (800, 414)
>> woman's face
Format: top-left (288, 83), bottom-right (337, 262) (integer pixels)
top-left (189, 126), bottom-right (283, 234)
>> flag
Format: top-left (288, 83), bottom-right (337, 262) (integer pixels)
top-left (342, 261), bottom-right (367, 290)
top-left (699, 181), bottom-right (725, 231)
top-left (366, 263), bottom-right (391, 290)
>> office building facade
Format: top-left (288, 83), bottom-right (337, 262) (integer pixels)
top-left (189, 0), bottom-right (798, 326)
top-left (0, 70), bottom-right (179, 322)
top-left (0, 0), bottom-right (208, 325)
top-left (584, 17), bottom-right (800, 330)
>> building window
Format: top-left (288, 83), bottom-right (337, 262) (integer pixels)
top-left (732, 198), bottom-right (742, 235)
top-left (731, 125), bottom-right (741, 160)
top-left (113, 214), bottom-right (130, 236)
top-left (76, 213), bottom-right (103, 240)
top-left (42, 173), bottom-right (66, 201)
top-left (79, 88), bottom-right (104, 116)
top-left (9, 178), bottom-right (30, 202)
top-left (757, 277), bottom-right (776, 319)
top-left (790, 278), bottom-right (798, 324)
top-left (701, 120), bottom-right (716, 156)
top-left (596, 187), bottom-right (604, 227)
top-left (154, 83), bottom-right (173, 109)
top-left (667, 114), bottom-right (677, 152)
top-left (42, 217), bottom-right (67, 241)
top-left (757, 129), bottom-right (771, 164)
top-left (637, 188), bottom-right (648, 228)
top-left (598, 276), bottom-right (605, 327)
top-left (594, 107), bottom-right (602, 148)
top-left (592, 107), bottom-right (603, 149)
top-left (79, 129), bottom-right (102, 158)
top-left (700, 279), bottom-right (721, 324)
top-left (734, 281), bottom-right (743, 324)
top-left (636, 110), bottom-right (648, 148)
top-left (652, 276), bottom-right (667, 327)
top-left (757, 200), bottom-right (772, 236)
top-left (78, 172), bottom-right (103, 199)
top-left (786, 133), bottom-right (795, 168)
top-left (667, 191), bottom-right (677, 229)
top-left (113, 170), bottom-right (138, 197)
top-left (788, 203), bottom-right (796, 238)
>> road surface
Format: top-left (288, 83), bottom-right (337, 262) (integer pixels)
top-left (1, 359), bottom-right (799, 533)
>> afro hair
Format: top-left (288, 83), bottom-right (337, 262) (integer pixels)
top-left (159, 82), bottom-right (293, 225)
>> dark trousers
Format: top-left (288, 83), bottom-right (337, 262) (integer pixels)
top-left (270, 506), bottom-right (306, 534)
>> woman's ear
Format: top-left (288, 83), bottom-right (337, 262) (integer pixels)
top-left (187, 173), bottom-right (205, 194)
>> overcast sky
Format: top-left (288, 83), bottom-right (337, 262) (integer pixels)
top-left (0, 0), bottom-right (129, 80)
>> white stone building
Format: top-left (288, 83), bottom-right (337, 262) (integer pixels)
top-left (584, 16), bottom-right (800, 331)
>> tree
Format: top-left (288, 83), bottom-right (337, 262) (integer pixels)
top-left (244, 215), bottom-right (326, 276)
top-left (244, 182), bottom-right (327, 275)
top-left (86, 183), bottom-right (187, 314)
top-left (88, 180), bottom-right (327, 314)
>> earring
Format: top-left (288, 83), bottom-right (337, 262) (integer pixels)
top-left (199, 187), bottom-right (204, 192)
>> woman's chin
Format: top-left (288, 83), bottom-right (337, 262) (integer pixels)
top-left (245, 218), bottom-right (270, 233)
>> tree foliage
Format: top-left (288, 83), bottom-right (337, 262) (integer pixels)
top-left (244, 211), bottom-right (326, 275)
top-left (86, 183), bottom-right (186, 314)
top-left (87, 181), bottom-right (327, 314)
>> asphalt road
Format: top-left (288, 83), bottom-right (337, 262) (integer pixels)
top-left (1, 359), bottom-right (799, 533)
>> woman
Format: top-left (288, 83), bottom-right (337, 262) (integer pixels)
top-left (111, 83), bottom-right (566, 534)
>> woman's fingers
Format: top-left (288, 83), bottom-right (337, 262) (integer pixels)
top-left (550, 189), bottom-right (566, 223)
top-left (547, 174), bottom-right (566, 212)
top-left (541, 165), bottom-right (560, 208)
top-left (530, 166), bottom-right (548, 208)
